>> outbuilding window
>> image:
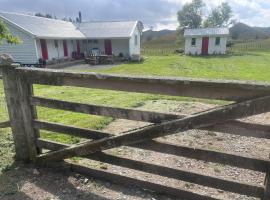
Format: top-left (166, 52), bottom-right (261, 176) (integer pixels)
top-left (215, 37), bottom-right (221, 45)
top-left (135, 35), bottom-right (138, 46)
top-left (191, 38), bottom-right (196, 46)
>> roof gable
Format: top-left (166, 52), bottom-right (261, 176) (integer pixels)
top-left (184, 28), bottom-right (229, 37)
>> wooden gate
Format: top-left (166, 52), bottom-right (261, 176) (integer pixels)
top-left (1, 64), bottom-right (270, 200)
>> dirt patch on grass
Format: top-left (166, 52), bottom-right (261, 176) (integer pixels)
top-left (1, 100), bottom-right (270, 200)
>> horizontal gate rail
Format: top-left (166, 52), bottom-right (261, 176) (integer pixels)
top-left (37, 139), bottom-right (265, 198)
top-left (37, 131), bottom-right (270, 173)
top-left (35, 120), bottom-right (270, 172)
top-left (31, 97), bottom-right (183, 123)
top-left (32, 96), bottom-right (270, 139)
top-left (17, 67), bottom-right (270, 101)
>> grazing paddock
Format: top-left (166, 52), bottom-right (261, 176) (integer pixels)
top-left (1, 50), bottom-right (270, 199)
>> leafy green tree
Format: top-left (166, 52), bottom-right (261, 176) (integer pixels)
top-left (0, 19), bottom-right (21, 44)
top-left (35, 13), bottom-right (53, 19)
top-left (177, 0), bottom-right (205, 31)
top-left (203, 2), bottom-right (233, 28)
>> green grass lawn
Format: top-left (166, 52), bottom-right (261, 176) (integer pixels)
top-left (90, 51), bottom-right (270, 82)
top-left (1, 50), bottom-right (270, 173)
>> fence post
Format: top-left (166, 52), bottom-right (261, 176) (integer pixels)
top-left (1, 61), bottom-right (39, 162)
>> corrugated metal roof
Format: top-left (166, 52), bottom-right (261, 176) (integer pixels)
top-left (184, 28), bottom-right (229, 37)
top-left (77, 21), bottom-right (137, 38)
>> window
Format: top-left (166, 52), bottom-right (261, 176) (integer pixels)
top-left (191, 38), bottom-right (196, 46)
top-left (215, 37), bottom-right (221, 46)
top-left (135, 35), bottom-right (138, 46)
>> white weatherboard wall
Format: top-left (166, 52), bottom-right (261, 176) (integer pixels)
top-left (185, 36), bottom-right (227, 55)
top-left (208, 37), bottom-right (227, 54)
top-left (185, 37), bottom-right (202, 55)
top-left (36, 39), bottom-right (77, 60)
top-left (0, 22), bottom-right (38, 63)
top-left (129, 27), bottom-right (140, 55)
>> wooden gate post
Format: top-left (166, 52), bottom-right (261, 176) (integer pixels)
top-left (1, 63), bottom-right (39, 162)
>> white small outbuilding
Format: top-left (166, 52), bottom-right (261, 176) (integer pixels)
top-left (184, 28), bottom-right (229, 55)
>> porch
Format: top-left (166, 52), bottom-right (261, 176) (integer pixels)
top-left (37, 38), bottom-right (131, 66)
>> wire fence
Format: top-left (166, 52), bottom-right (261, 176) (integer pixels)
top-left (141, 48), bottom-right (176, 56)
top-left (228, 42), bottom-right (270, 52)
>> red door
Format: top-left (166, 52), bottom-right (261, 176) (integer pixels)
top-left (40, 39), bottom-right (48, 60)
top-left (76, 40), bottom-right (81, 55)
top-left (104, 39), bottom-right (112, 55)
top-left (201, 37), bottom-right (209, 55)
top-left (63, 40), bottom-right (68, 57)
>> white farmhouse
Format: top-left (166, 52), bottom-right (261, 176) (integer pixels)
top-left (0, 12), bottom-right (143, 65)
top-left (184, 28), bottom-right (229, 55)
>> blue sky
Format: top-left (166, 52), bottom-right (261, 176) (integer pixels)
top-left (0, 0), bottom-right (270, 30)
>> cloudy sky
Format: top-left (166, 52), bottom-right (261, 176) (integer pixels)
top-left (1, 0), bottom-right (270, 30)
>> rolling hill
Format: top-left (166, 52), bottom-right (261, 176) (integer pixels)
top-left (230, 23), bottom-right (270, 40)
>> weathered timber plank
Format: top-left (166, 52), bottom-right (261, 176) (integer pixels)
top-left (89, 153), bottom-right (264, 197)
top-left (69, 162), bottom-right (220, 200)
top-left (35, 95), bottom-right (270, 164)
top-left (263, 172), bottom-right (270, 200)
top-left (0, 121), bottom-right (10, 128)
top-left (37, 138), bottom-right (270, 172)
top-left (2, 65), bottom-right (38, 161)
top-left (31, 97), bottom-right (183, 123)
top-left (34, 101), bottom-right (270, 139)
top-left (135, 141), bottom-right (270, 172)
top-left (16, 67), bottom-right (270, 101)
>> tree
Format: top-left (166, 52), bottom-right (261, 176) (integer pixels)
top-left (0, 19), bottom-right (21, 44)
top-left (203, 2), bottom-right (233, 28)
top-left (35, 13), bottom-right (53, 19)
top-left (177, 0), bottom-right (204, 31)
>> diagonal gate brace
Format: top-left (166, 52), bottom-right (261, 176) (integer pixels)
top-left (36, 95), bottom-right (270, 164)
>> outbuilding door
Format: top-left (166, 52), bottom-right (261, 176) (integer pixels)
top-left (201, 37), bottom-right (209, 55)
top-left (104, 39), bottom-right (112, 55)
top-left (40, 39), bottom-right (48, 60)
